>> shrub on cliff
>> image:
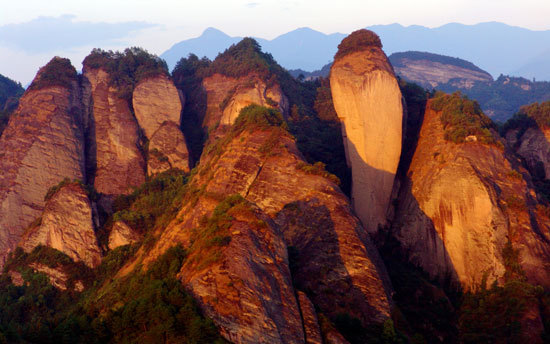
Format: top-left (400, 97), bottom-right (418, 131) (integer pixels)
top-left (27, 57), bottom-right (77, 91)
top-left (502, 101), bottom-right (550, 133)
top-left (83, 47), bottom-right (169, 100)
top-left (430, 91), bottom-right (499, 145)
top-left (334, 29), bottom-right (382, 60)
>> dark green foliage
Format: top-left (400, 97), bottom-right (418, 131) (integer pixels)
top-left (334, 29), bottom-right (382, 60)
top-left (232, 104), bottom-right (287, 131)
top-left (83, 47), bottom-right (169, 100)
top-left (430, 91), bottom-right (499, 145)
top-left (0, 245), bottom-right (223, 343)
top-left (0, 73), bottom-right (24, 137)
top-left (390, 51), bottom-right (490, 76)
top-left (111, 169), bottom-right (188, 236)
top-left (27, 57), bottom-right (77, 91)
top-left (437, 75), bottom-right (550, 122)
top-left (4, 246), bottom-right (95, 288)
top-left (0, 74), bottom-right (23, 110)
top-left (502, 101), bottom-right (550, 136)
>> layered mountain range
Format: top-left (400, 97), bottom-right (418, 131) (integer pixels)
top-left (1, 29), bottom-right (550, 343)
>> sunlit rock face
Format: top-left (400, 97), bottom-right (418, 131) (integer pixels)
top-left (201, 73), bottom-right (288, 130)
top-left (82, 66), bottom-right (145, 197)
top-left (19, 183), bottom-right (102, 268)
top-left (330, 30), bottom-right (403, 234)
top-left (392, 104), bottom-right (550, 290)
top-left (135, 108), bottom-right (391, 343)
top-left (0, 58), bottom-right (86, 268)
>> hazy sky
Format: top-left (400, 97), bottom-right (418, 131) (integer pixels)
top-left (1, 0), bottom-right (550, 84)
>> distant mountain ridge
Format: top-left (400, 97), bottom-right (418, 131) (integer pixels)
top-left (161, 22), bottom-right (550, 81)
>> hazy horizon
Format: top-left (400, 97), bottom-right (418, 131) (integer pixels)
top-left (2, 0), bottom-right (550, 84)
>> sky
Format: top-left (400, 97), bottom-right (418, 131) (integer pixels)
top-left (1, 0), bottom-right (550, 84)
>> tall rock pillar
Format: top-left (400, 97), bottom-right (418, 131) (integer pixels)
top-left (330, 30), bottom-right (403, 233)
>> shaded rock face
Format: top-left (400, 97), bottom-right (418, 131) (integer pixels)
top-left (202, 74), bottom-right (288, 129)
top-left (147, 121), bottom-right (190, 175)
top-left (19, 183), bottom-right (102, 268)
top-left (0, 74), bottom-right (85, 268)
top-left (297, 291), bottom-right (323, 344)
top-left (507, 127), bottom-right (550, 180)
top-left (330, 48), bottom-right (403, 234)
top-left (179, 203), bottom-right (304, 344)
top-left (82, 67), bottom-right (145, 196)
top-left (392, 104), bottom-right (550, 290)
top-left (140, 120), bottom-right (391, 343)
top-left (132, 74), bottom-right (183, 140)
top-left (108, 221), bottom-right (142, 250)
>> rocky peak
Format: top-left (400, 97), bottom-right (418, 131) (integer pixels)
top-left (82, 65), bottom-right (145, 197)
top-left (330, 29), bottom-right (404, 234)
top-left (0, 57), bottom-right (86, 269)
top-left (136, 105), bottom-right (391, 343)
top-left (391, 95), bottom-right (550, 290)
top-left (19, 182), bottom-right (102, 268)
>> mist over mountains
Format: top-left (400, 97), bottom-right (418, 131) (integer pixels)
top-left (161, 22), bottom-right (550, 81)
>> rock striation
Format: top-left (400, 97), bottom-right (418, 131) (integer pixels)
top-left (82, 66), bottom-right (145, 196)
top-left (330, 30), bottom-right (403, 234)
top-left (132, 74), bottom-right (183, 140)
top-left (132, 74), bottom-right (190, 174)
top-left (147, 121), bottom-right (190, 174)
top-left (139, 106), bottom-right (392, 343)
top-left (0, 57), bottom-right (86, 268)
top-left (19, 183), bottom-right (102, 268)
top-left (392, 103), bottom-right (550, 290)
top-left (201, 73), bottom-right (288, 130)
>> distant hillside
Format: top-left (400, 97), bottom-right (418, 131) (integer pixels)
top-left (389, 51), bottom-right (493, 89)
top-left (161, 23), bottom-right (550, 81)
top-left (162, 27), bottom-right (344, 72)
top-left (391, 51), bottom-right (550, 121)
top-left (288, 62), bottom-right (332, 80)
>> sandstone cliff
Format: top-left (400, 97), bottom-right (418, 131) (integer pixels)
top-left (0, 57), bottom-right (86, 268)
top-left (505, 125), bottom-right (550, 181)
top-left (134, 106), bottom-right (391, 343)
top-left (201, 73), bottom-right (288, 130)
top-left (391, 101), bottom-right (550, 290)
top-left (132, 74), bottom-right (183, 139)
top-left (132, 74), bottom-right (190, 174)
top-left (82, 66), bottom-right (145, 197)
top-left (108, 220), bottom-right (142, 250)
top-left (19, 182), bottom-right (102, 268)
top-left (330, 30), bottom-right (403, 234)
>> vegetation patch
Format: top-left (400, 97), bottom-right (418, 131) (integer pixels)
top-left (186, 194), bottom-right (250, 270)
top-left (27, 57), bottom-right (77, 91)
top-left (44, 178), bottom-right (98, 202)
top-left (111, 169), bottom-right (188, 237)
top-left (83, 47), bottom-right (169, 100)
top-left (334, 29), bottom-right (382, 60)
top-left (296, 161), bottom-right (340, 185)
top-left (430, 91), bottom-right (499, 145)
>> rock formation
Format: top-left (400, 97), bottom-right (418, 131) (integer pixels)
top-left (82, 66), bottom-right (145, 197)
top-left (19, 182), bottom-right (102, 268)
top-left (132, 74), bottom-right (190, 174)
top-left (392, 101), bottom-right (550, 290)
top-left (139, 106), bottom-right (391, 343)
top-left (330, 30), bottom-right (403, 234)
top-left (108, 220), bottom-right (142, 250)
top-left (506, 125), bottom-right (550, 180)
top-left (0, 57), bottom-right (86, 268)
top-left (132, 74), bottom-right (183, 139)
top-left (201, 74), bottom-right (288, 130)
top-left (147, 121), bottom-right (190, 174)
